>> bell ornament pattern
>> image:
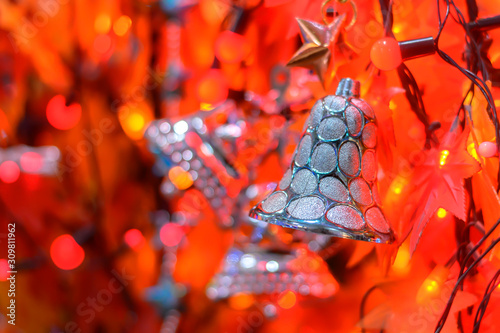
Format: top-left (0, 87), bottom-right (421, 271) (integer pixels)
top-left (249, 78), bottom-right (394, 243)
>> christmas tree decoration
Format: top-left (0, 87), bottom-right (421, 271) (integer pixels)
top-left (5, 0), bottom-right (500, 331)
top-left (145, 102), bottom-right (243, 227)
top-left (287, 14), bottom-right (347, 86)
top-left (250, 78), bottom-right (394, 243)
top-left (206, 246), bottom-right (338, 301)
top-left (145, 277), bottom-right (183, 316)
top-left (478, 141), bottom-right (498, 157)
top-left (406, 124), bottom-right (481, 254)
top-left (370, 36), bottom-right (436, 71)
top-left (467, 14), bottom-right (500, 32)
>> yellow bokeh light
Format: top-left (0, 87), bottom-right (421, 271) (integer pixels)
top-left (127, 113), bottom-right (145, 132)
top-left (393, 246), bottom-right (410, 274)
top-left (118, 104), bottom-right (152, 140)
top-left (168, 166), bottom-right (193, 190)
top-left (439, 150), bottom-right (449, 166)
top-left (389, 176), bottom-right (407, 195)
top-left (417, 266), bottom-right (449, 304)
top-left (95, 14), bottom-right (111, 34)
top-left (389, 100), bottom-right (397, 110)
top-left (437, 208), bottom-right (447, 219)
top-left (277, 291), bottom-right (297, 309)
top-left (200, 103), bottom-right (214, 111)
top-left (228, 293), bottom-right (254, 310)
top-left (113, 15), bottom-right (132, 37)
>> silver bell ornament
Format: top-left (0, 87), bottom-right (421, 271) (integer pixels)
top-left (249, 78), bottom-right (394, 244)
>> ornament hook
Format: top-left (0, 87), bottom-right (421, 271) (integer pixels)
top-left (321, 0), bottom-right (357, 30)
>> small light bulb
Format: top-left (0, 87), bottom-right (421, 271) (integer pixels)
top-left (370, 37), bottom-right (402, 71)
top-left (439, 150), bottom-right (449, 166)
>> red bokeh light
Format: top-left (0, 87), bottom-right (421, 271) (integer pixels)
top-left (0, 259), bottom-right (9, 281)
top-left (0, 161), bottom-right (20, 184)
top-left (196, 69), bottom-right (229, 105)
top-left (46, 95), bottom-right (82, 130)
top-left (20, 152), bottom-right (43, 173)
top-left (370, 37), bottom-right (402, 71)
top-left (124, 229), bottom-right (146, 250)
top-left (215, 31), bottom-right (246, 63)
top-left (94, 34), bottom-right (113, 54)
top-left (50, 234), bottom-right (85, 270)
top-left (159, 224), bottom-right (185, 247)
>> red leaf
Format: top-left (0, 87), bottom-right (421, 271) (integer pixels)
top-left (408, 126), bottom-right (480, 254)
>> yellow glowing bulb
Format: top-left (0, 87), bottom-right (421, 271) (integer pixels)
top-left (113, 15), bottom-right (132, 36)
top-left (417, 266), bottom-right (449, 304)
top-left (95, 14), bottom-right (111, 34)
top-left (426, 280), bottom-right (438, 292)
top-left (390, 176), bottom-right (407, 195)
top-left (437, 208), bottom-right (447, 219)
top-left (439, 150), bottom-right (449, 166)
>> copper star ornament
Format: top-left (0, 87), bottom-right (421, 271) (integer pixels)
top-left (287, 14), bottom-right (346, 87)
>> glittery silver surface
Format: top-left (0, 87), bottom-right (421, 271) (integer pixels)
top-left (279, 168), bottom-right (292, 190)
top-left (351, 98), bottom-right (374, 118)
top-left (249, 78), bottom-right (394, 244)
top-left (366, 207), bottom-right (390, 233)
top-left (308, 100), bottom-right (324, 128)
top-left (318, 117), bottom-right (346, 141)
top-left (207, 248), bottom-right (338, 300)
top-left (287, 196), bottom-right (325, 220)
top-left (319, 177), bottom-right (349, 202)
top-left (323, 95), bottom-right (346, 112)
top-left (326, 205), bottom-right (365, 230)
top-left (338, 141), bottom-right (360, 177)
top-left (291, 168), bottom-right (317, 195)
top-left (310, 143), bottom-right (337, 174)
top-left (295, 135), bottom-right (312, 167)
top-left (262, 191), bottom-right (287, 213)
top-left (361, 122), bottom-right (377, 148)
top-left (361, 150), bottom-right (376, 182)
top-left (349, 177), bottom-right (373, 206)
top-left (159, 121), bottom-right (171, 133)
top-left (345, 106), bottom-right (363, 136)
